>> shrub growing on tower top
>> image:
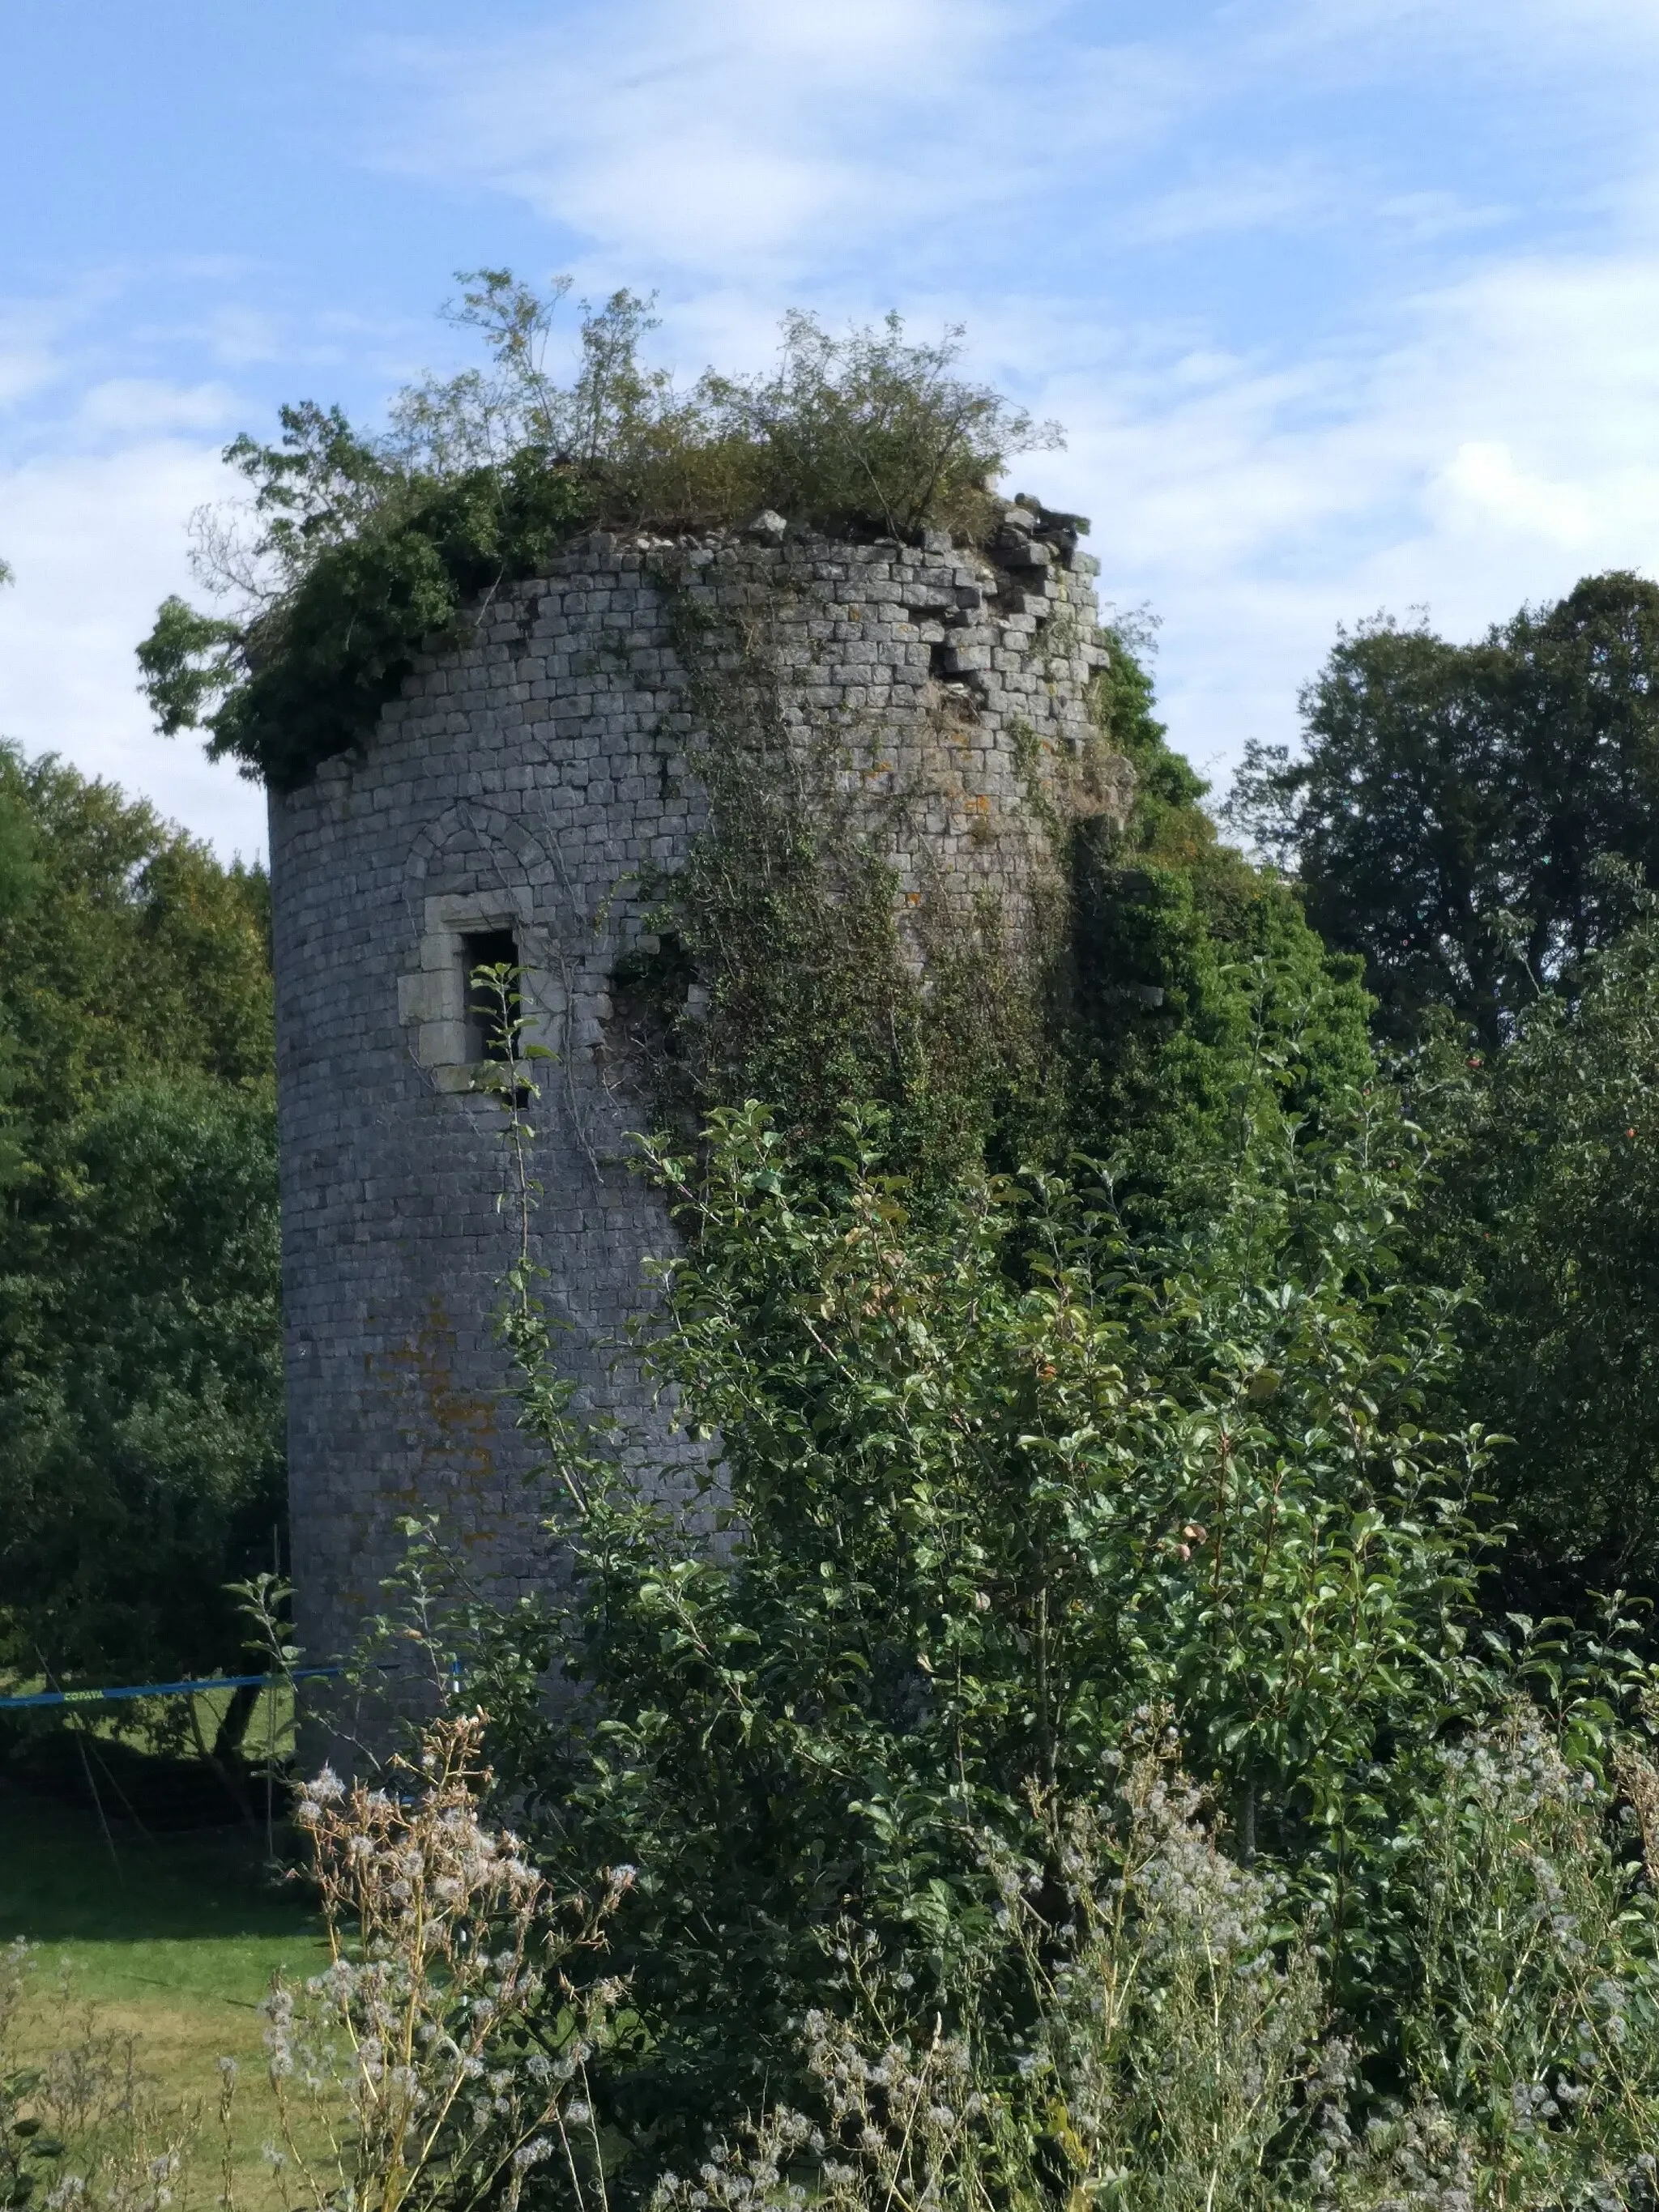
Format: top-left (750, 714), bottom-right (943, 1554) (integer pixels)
top-left (138, 273), bottom-right (1063, 791)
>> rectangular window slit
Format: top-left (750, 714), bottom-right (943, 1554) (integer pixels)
top-left (460, 928), bottom-right (520, 1063)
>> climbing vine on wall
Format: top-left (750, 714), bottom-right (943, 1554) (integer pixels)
top-left (608, 556), bottom-right (1055, 1180)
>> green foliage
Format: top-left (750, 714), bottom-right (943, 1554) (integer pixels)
top-left (694, 307), bottom-right (1056, 541)
top-left (616, 607), bottom-right (1376, 1213)
top-left (362, 671), bottom-right (1659, 2193)
top-left (1410, 918), bottom-right (1659, 1608)
top-left (1062, 628), bottom-right (1375, 1219)
top-left (140, 275), bottom-right (1059, 790)
top-left (141, 430), bottom-right (594, 791)
top-left (458, 1047), bottom-right (1493, 2151)
top-left (0, 745), bottom-right (271, 1131)
top-left (661, 1769), bottom-right (1334, 2212)
top-left (1378, 1709), bottom-right (1659, 2194)
top-left (0, 747), bottom-right (281, 1699)
top-left (673, 1720), bottom-right (1659, 2212)
top-left (1064, 849), bottom-right (1375, 1218)
top-left (0, 1072), bottom-right (284, 1693)
top-left (0, 770), bottom-right (39, 1195)
top-left (1, 1939), bottom-right (194, 2212)
top-left (609, 557), bottom-right (1048, 1187)
top-left (1086, 615), bottom-right (1209, 862)
top-left (1229, 573), bottom-right (1659, 1046)
top-left (386, 1035), bottom-right (1659, 2201)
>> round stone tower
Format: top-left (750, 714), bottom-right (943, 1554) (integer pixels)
top-left (269, 506), bottom-right (1128, 1669)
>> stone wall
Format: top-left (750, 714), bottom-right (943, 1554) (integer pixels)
top-left (270, 506), bottom-right (1127, 1674)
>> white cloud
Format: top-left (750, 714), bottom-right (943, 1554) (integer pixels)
top-left (367, 0), bottom-right (1201, 280)
top-left (1021, 241), bottom-right (1659, 783)
top-left (368, 0), bottom-right (1659, 292)
top-left (1431, 441), bottom-right (1597, 551)
top-left (1226, 0), bottom-right (1659, 80)
top-left (0, 295), bottom-right (75, 414)
top-left (10, 0), bottom-right (1659, 861)
top-left (0, 438), bottom-right (267, 860)
top-left (352, 0), bottom-right (1659, 801)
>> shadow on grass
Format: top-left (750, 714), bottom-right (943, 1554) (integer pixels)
top-left (0, 1779), bottom-right (318, 1946)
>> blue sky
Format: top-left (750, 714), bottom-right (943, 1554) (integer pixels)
top-left (4, 0), bottom-right (1659, 859)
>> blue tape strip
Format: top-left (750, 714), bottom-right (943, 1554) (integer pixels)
top-left (0, 1667), bottom-right (341, 1711)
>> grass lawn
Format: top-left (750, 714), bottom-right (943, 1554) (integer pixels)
top-left (0, 1775), bottom-right (331, 2198)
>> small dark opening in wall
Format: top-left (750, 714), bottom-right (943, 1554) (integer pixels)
top-left (461, 928), bottom-right (519, 1063)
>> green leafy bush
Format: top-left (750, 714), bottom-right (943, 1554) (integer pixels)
top-left (334, 957), bottom-right (1659, 2200)
top-left (428, 993), bottom-right (1494, 2153)
top-left (1060, 623), bottom-right (1376, 1223)
top-left (1410, 917), bottom-right (1659, 1609)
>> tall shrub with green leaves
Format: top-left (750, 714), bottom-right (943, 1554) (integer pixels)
top-left (350, 965), bottom-right (1659, 2205)
top-left (1408, 915), bottom-right (1659, 1609)
top-left (436, 1000), bottom-right (1492, 2151)
top-left (1062, 627), bottom-right (1375, 1219)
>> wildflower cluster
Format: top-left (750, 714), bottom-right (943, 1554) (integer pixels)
top-left (639, 1704), bottom-right (1659, 2211)
top-left (237, 1714), bottom-right (629, 2212)
top-left (1362, 1707), bottom-right (1659, 2202)
top-left (991, 1743), bottom-right (1329, 2212)
top-left (653, 2014), bottom-right (1000, 2212)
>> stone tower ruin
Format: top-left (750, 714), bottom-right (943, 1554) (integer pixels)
top-left (269, 505), bottom-right (1128, 1669)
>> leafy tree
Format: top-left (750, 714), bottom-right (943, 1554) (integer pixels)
top-left (0, 745), bottom-right (281, 1709)
top-left (1229, 573), bottom-right (1659, 1046)
top-left (0, 1072), bottom-right (284, 1701)
top-left (0, 744), bottom-right (271, 1132)
top-left (1410, 916), bottom-right (1659, 1609)
top-left (0, 753), bottom-right (40, 1194)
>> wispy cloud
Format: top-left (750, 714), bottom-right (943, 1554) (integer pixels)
top-left (363, 0), bottom-right (1659, 769)
top-left (370, 2), bottom-right (995, 275)
top-left (1029, 239), bottom-right (1659, 778)
top-left (10, 0), bottom-right (1659, 856)
top-left (74, 377), bottom-right (238, 439)
top-left (365, 1), bottom-right (1208, 284)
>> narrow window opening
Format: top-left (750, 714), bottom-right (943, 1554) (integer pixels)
top-left (460, 928), bottom-right (520, 1063)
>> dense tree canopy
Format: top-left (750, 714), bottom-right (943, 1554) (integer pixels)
top-left (1229, 573), bottom-right (1659, 1045)
top-left (0, 744), bottom-right (282, 1710)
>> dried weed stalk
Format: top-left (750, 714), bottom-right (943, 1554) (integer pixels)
top-left (0, 1939), bottom-right (195, 2212)
top-left (227, 1714), bottom-right (629, 2212)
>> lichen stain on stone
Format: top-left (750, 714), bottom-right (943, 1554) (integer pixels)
top-left (372, 1296), bottom-right (500, 1514)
